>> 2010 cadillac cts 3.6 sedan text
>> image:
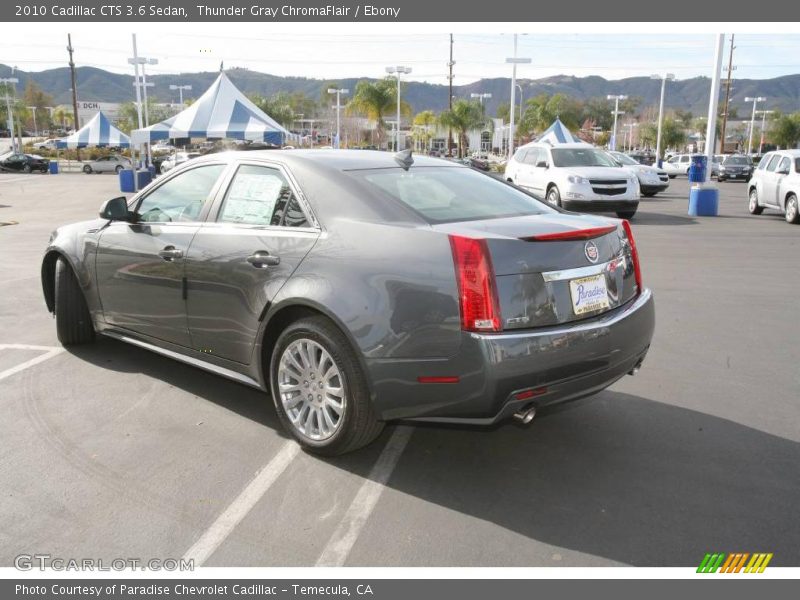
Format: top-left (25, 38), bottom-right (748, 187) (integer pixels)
top-left (41, 150), bottom-right (655, 455)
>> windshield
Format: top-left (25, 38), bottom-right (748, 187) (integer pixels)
top-left (348, 166), bottom-right (554, 224)
top-left (551, 148), bottom-right (619, 168)
top-left (609, 152), bottom-right (639, 166)
top-left (724, 156), bottom-right (752, 165)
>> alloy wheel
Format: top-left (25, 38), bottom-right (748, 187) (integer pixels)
top-left (277, 338), bottom-right (345, 441)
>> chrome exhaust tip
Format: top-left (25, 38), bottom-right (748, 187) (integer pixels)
top-left (628, 359), bottom-right (644, 376)
top-left (513, 406), bottom-right (537, 425)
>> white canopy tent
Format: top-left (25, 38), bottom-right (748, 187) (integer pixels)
top-left (56, 111), bottom-right (130, 149)
top-left (533, 118), bottom-right (589, 145)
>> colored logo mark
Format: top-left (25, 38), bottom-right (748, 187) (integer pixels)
top-left (697, 553), bottom-right (773, 573)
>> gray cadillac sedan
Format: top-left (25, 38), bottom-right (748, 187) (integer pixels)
top-left (41, 150), bottom-right (655, 455)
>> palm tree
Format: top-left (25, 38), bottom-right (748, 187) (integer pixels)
top-left (438, 99), bottom-right (490, 158)
top-left (412, 110), bottom-right (437, 152)
top-left (771, 113), bottom-right (800, 149)
top-left (346, 78), bottom-right (409, 148)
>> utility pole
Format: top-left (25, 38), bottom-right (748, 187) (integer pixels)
top-left (719, 34), bottom-right (735, 154)
top-left (67, 34), bottom-right (81, 159)
top-left (447, 33), bottom-right (454, 156)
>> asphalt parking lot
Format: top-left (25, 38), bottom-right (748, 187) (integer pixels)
top-left (1, 171), bottom-right (798, 568)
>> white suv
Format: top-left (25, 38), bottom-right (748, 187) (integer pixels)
top-left (505, 142), bottom-right (640, 219)
top-left (748, 150), bottom-right (800, 224)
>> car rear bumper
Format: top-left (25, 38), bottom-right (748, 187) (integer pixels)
top-left (561, 199), bottom-right (640, 212)
top-left (368, 288), bottom-right (655, 424)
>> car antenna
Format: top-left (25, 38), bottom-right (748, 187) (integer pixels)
top-left (394, 148), bottom-right (413, 171)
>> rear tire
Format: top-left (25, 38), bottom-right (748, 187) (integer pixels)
top-left (616, 209), bottom-right (637, 219)
top-left (785, 195), bottom-right (799, 224)
top-left (23, 164), bottom-right (32, 174)
top-left (54, 257), bottom-right (95, 345)
top-left (641, 192), bottom-right (656, 198)
top-left (115, 165), bottom-right (123, 174)
top-left (546, 185), bottom-right (562, 207)
top-left (748, 188), bottom-right (763, 215)
top-left (270, 316), bottom-right (384, 456)
top-left (83, 164), bottom-right (92, 174)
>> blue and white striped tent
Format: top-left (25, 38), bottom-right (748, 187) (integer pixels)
top-left (56, 111), bottom-right (131, 149)
top-left (131, 72), bottom-right (291, 145)
top-left (533, 118), bottom-right (588, 145)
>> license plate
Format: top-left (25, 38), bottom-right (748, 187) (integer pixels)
top-left (569, 274), bottom-right (610, 315)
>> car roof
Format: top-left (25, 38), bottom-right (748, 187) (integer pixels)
top-left (770, 149), bottom-right (800, 157)
top-left (187, 149), bottom-right (464, 171)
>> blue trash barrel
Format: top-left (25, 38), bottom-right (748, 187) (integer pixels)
top-left (136, 169), bottom-right (152, 189)
top-left (147, 165), bottom-right (156, 177)
top-left (688, 186), bottom-right (719, 216)
top-left (48, 160), bottom-right (59, 175)
top-left (119, 169), bottom-right (135, 193)
top-left (688, 155), bottom-right (707, 183)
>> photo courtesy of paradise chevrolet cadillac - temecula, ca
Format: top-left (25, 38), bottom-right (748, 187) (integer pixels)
top-left (42, 150), bottom-right (654, 455)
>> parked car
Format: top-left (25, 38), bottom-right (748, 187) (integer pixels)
top-left (662, 153), bottom-right (720, 178)
top-left (717, 154), bottom-right (754, 181)
top-left (83, 155), bottom-right (132, 174)
top-left (160, 151), bottom-right (201, 173)
top-left (505, 142), bottom-right (640, 219)
top-left (0, 153), bottom-right (49, 173)
top-left (36, 139), bottom-right (60, 151)
top-left (608, 151), bottom-right (669, 197)
top-left (41, 150), bottom-right (655, 455)
top-left (747, 150), bottom-right (800, 224)
top-left (626, 151), bottom-right (655, 166)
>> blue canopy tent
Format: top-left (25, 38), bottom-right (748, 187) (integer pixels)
top-left (533, 118), bottom-right (589, 145)
top-left (56, 111), bottom-right (131, 149)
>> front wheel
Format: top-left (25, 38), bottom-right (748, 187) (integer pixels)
top-left (83, 164), bottom-right (92, 174)
top-left (616, 209), bottom-right (637, 219)
top-left (54, 257), bottom-right (95, 345)
top-left (23, 164), bottom-right (32, 173)
top-left (748, 189), bottom-right (763, 215)
top-left (546, 186), bottom-right (561, 207)
top-left (270, 316), bottom-right (384, 456)
top-left (785, 194), bottom-right (800, 224)
top-left (115, 165), bottom-right (123, 174)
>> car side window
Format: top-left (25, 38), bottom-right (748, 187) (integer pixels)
top-left (527, 148), bottom-right (544, 166)
top-left (136, 164), bottom-right (225, 223)
top-left (513, 149), bottom-right (527, 163)
top-left (777, 157), bottom-right (791, 173)
top-left (757, 154), bottom-right (771, 170)
top-left (668, 156), bottom-right (678, 164)
top-left (765, 155), bottom-right (781, 172)
top-left (679, 156), bottom-right (689, 163)
top-left (218, 164), bottom-right (309, 228)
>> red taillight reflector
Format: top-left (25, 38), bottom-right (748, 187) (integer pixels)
top-left (417, 376), bottom-right (460, 384)
top-left (621, 219), bottom-right (642, 292)
top-left (449, 235), bottom-right (502, 332)
top-left (514, 387), bottom-right (548, 401)
top-left (524, 225), bottom-right (618, 242)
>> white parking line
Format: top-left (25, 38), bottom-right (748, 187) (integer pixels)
top-left (315, 425), bottom-right (413, 567)
top-left (0, 344), bottom-right (65, 382)
top-left (183, 441), bottom-right (301, 566)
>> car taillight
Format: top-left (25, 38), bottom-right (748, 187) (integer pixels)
top-left (523, 225), bottom-right (618, 242)
top-left (449, 235), bottom-right (502, 332)
top-left (621, 220), bottom-right (642, 293)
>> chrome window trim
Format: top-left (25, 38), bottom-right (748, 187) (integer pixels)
top-left (542, 256), bottom-right (625, 282)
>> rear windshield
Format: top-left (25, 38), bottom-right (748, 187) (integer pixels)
top-left (724, 156), bottom-right (752, 165)
top-left (347, 166), bottom-right (554, 224)
top-left (551, 148), bottom-right (618, 168)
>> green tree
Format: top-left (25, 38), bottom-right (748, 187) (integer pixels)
top-left (771, 113), bottom-right (800, 149)
top-left (412, 110), bottom-right (437, 152)
top-left (250, 92), bottom-right (296, 128)
top-left (583, 97), bottom-right (614, 131)
top-left (438, 99), bottom-right (490, 158)
top-left (22, 81), bottom-right (54, 131)
top-left (346, 78), bottom-right (410, 148)
top-left (659, 117), bottom-right (687, 156)
top-left (115, 99), bottom-right (173, 134)
top-left (520, 93), bottom-right (582, 136)
top-left (674, 109), bottom-right (694, 128)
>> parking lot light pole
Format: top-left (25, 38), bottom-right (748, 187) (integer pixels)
top-left (386, 66), bottom-right (411, 151)
top-left (327, 88), bottom-right (349, 149)
top-left (27, 106), bottom-right (38, 137)
top-left (756, 109), bottom-right (774, 155)
top-left (470, 92), bottom-right (492, 109)
top-left (607, 94), bottom-right (627, 151)
top-left (0, 77), bottom-right (19, 152)
top-left (745, 96), bottom-right (766, 156)
top-left (651, 73), bottom-right (675, 167)
top-left (169, 84), bottom-right (192, 106)
top-left (506, 35), bottom-right (531, 161)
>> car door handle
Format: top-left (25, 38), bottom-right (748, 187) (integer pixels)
top-left (246, 251), bottom-right (280, 268)
top-left (158, 246), bottom-right (183, 261)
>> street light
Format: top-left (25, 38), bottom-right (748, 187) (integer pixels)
top-left (623, 122), bottom-right (639, 151)
top-left (470, 92), bottom-right (492, 108)
top-left (169, 84), bottom-right (192, 105)
top-left (744, 96), bottom-right (766, 155)
top-left (506, 34), bottom-right (531, 161)
top-left (1, 77), bottom-right (19, 151)
top-left (128, 57), bottom-right (158, 128)
top-left (607, 94), bottom-right (628, 151)
top-left (756, 109), bottom-right (775, 155)
top-left (327, 87), bottom-right (349, 149)
top-left (386, 65), bottom-right (412, 151)
top-left (651, 73), bottom-right (675, 166)
top-left (27, 106), bottom-right (38, 137)
top-left (515, 83), bottom-right (524, 122)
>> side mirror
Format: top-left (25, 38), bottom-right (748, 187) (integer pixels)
top-left (777, 168), bottom-right (790, 176)
top-left (100, 196), bottom-right (131, 221)
top-left (535, 160), bottom-right (548, 168)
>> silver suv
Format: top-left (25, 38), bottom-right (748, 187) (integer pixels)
top-left (748, 150), bottom-right (800, 224)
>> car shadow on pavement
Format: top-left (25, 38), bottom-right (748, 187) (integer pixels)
top-left (66, 340), bottom-right (800, 567)
top-left (630, 212), bottom-right (698, 226)
top-left (378, 392), bottom-right (800, 566)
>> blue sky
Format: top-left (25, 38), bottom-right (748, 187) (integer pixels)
top-left (2, 31), bottom-right (799, 83)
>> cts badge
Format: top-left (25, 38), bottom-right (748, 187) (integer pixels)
top-left (584, 241), bottom-right (599, 263)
